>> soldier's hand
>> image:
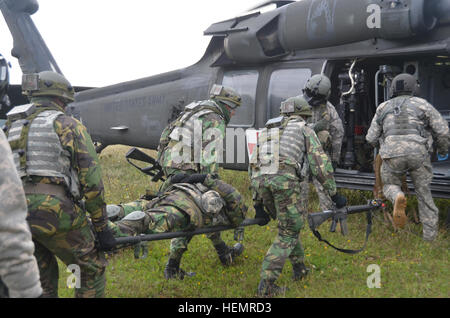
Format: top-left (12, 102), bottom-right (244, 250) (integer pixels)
top-left (254, 204), bottom-right (270, 226)
top-left (96, 227), bottom-right (117, 251)
top-left (331, 193), bottom-right (347, 209)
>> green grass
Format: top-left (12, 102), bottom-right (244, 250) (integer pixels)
top-left (57, 145), bottom-right (449, 298)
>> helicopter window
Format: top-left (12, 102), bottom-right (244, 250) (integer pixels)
top-left (267, 68), bottom-right (311, 119)
top-left (222, 70), bottom-right (258, 127)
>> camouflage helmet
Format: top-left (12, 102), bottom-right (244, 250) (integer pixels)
top-left (280, 95), bottom-right (312, 117)
top-left (210, 84), bottom-right (242, 109)
top-left (303, 74), bottom-right (331, 106)
top-left (200, 190), bottom-right (225, 215)
top-left (390, 73), bottom-right (420, 97)
top-left (22, 71), bottom-right (75, 103)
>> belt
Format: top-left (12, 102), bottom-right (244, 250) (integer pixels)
top-left (24, 183), bottom-right (69, 201)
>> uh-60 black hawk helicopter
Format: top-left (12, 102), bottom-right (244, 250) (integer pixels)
top-left (1, 0), bottom-right (450, 198)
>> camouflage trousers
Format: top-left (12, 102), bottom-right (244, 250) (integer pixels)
top-left (381, 154), bottom-right (439, 240)
top-left (299, 176), bottom-right (334, 212)
top-left (112, 200), bottom-right (224, 262)
top-left (26, 194), bottom-right (107, 298)
top-left (159, 168), bottom-right (227, 262)
top-left (251, 174), bottom-right (305, 281)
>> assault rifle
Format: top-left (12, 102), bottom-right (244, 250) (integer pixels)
top-left (125, 147), bottom-right (165, 182)
top-left (307, 199), bottom-right (383, 254)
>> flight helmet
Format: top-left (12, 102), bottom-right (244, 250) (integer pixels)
top-left (22, 71), bottom-right (75, 103)
top-left (390, 73), bottom-right (420, 97)
top-left (303, 74), bottom-right (331, 107)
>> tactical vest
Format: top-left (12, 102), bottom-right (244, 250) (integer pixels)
top-left (158, 100), bottom-right (226, 171)
top-left (376, 96), bottom-right (426, 139)
top-left (253, 115), bottom-right (306, 177)
top-left (6, 104), bottom-right (81, 199)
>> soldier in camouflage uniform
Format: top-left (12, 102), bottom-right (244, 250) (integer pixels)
top-left (249, 96), bottom-right (347, 297)
top-left (299, 74), bottom-right (344, 212)
top-left (155, 84), bottom-right (245, 277)
top-left (0, 130), bottom-right (42, 298)
top-left (4, 71), bottom-right (116, 297)
top-left (108, 173), bottom-right (247, 279)
top-left (366, 73), bottom-right (449, 241)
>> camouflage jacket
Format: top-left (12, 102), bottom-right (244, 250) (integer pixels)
top-left (157, 100), bottom-right (227, 176)
top-left (0, 130), bottom-right (42, 298)
top-left (307, 101), bottom-right (344, 163)
top-left (6, 98), bottom-right (109, 232)
top-left (148, 174), bottom-right (247, 228)
top-left (366, 96), bottom-right (449, 159)
top-left (250, 116), bottom-right (337, 197)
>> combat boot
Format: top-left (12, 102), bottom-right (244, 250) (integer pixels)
top-left (393, 193), bottom-right (407, 228)
top-left (257, 279), bottom-right (288, 297)
top-left (292, 262), bottom-right (309, 281)
top-left (163, 258), bottom-right (187, 280)
top-left (215, 242), bottom-right (244, 266)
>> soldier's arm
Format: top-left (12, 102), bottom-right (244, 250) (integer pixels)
top-left (303, 126), bottom-right (337, 197)
top-left (0, 131), bottom-right (42, 298)
top-left (200, 114), bottom-right (225, 176)
top-left (55, 117), bottom-right (109, 232)
top-left (366, 112), bottom-right (383, 148)
top-left (327, 103), bottom-right (344, 163)
top-left (203, 174), bottom-right (248, 227)
top-left (425, 103), bottom-right (450, 155)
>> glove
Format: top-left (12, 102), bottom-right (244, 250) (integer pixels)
top-left (437, 153), bottom-right (449, 161)
top-left (331, 193), bottom-right (347, 209)
top-left (184, 173), bottom-right (208, 184)
top-left (96, 227), bottom-right (117, 251)
top-left (254, 204), bottom-right (270, 226)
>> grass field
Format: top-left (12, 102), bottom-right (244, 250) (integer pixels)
top-left (58, 145), bottom-right (449, 298)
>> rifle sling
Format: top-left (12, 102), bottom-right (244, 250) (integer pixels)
top-left (311, 211), bottom-right (373, 254)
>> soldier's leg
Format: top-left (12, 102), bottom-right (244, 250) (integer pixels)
top-left (298, 180), bottom-right (310, 213)
top-left (32, 240), bottom-right (59, 298)
top-left (260, 178), bottom-right (304, 285)
top-left (409, 158), bottom-right (439, 241)
top-left (381, 158), bottom-right (408, 228)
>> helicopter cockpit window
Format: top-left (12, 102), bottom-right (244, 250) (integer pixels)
top-left (267, 68), bottom-right (311, 119)
top-left (222, 70), bottom-right (258, 127)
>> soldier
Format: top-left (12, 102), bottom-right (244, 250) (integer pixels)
top-left (366, 73), bottom-right (449, 241)
top-left (108, 173), bottom-right (247, 279)
top-left (249, 96), bottom-right (347, 297)
top-left (299, 74), bottom-right (344, 212)
top-left (155, 84), bottom-right (245, 277)
top-left (0, 130), bottom-right (42, 298)
top-left (3, 71), bottom-right (116, 297)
